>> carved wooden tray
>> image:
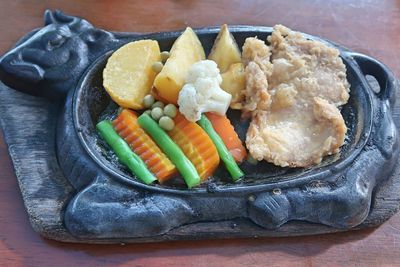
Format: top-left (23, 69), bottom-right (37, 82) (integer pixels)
top-left (0, 10), bottom-right (399, 243)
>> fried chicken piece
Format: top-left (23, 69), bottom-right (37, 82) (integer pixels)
top-left (238, 38), bottom-right (273, 115)
top-left (245, 25), bottom-right (350, 167)
top-left (247, 97), bottom-right (347, 167)
top-left (242, 37), bottom-right (273, 75)
top-left (268, 25), bottom-right (349, 105)
top-left (243, 62), bottom-right (271, 112)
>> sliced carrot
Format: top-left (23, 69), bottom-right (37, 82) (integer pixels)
top-left (205, 112), bottom-right (247, 163)
top-left (113, 109), bottom-right (177, 183)
top-left (168, 113), bottom-right (220, 181)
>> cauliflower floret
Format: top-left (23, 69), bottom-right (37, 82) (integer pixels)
top-left (178, 60), bottom-right (232, 122)
top-left (177, 84), bottom-right (201, 122)
top-left (194, 78), bottom-right (215, 103)
top-left (186, 60), bottom-right (222, 85)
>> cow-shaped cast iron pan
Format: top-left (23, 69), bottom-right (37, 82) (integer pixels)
top-left (0, 10), bottom-right (398, 239)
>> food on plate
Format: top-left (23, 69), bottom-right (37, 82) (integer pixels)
top-left (150, 107), bottom-right (164, 121)
top-left (98, 23), bottom-right (352, 187)
top-left (158, 116), bottom-right (175, 131)
top-left (113, 109), bottom-right (176, 182)
top-left (168, 113), bottom-right (220, 180)
top-left (178, 60), bottom-right (231, 122)
top-left (163, 104), bottom-right (178, 118)
top-left (153, 27), bottom-right (206, 104)
top-left (208, 24), bottom-right (243, 109)
top-left (160, 51), bottom-right (170, 63)
top-left (205, 112), bottom-right (247, 163)
top-left (96, 120), bottom-right (157, 184)
top-left (152, 101), bottom-right (165, 109)
top-left (142, 95), bottom-right (178, 130)
top-left (151, 61), bottom-right (164, 74)
top-left (240, 37), bottom-right (273, 116)
top-left (103, 40), bottom-right (161, 110)
top-left (221, 63), bottom-right (245, 109)
top-left (242, 37), bottom-right (273, 73)
top-left (143, 94), bottom-right (155, 108)
top-left (208, 24), bottom-right (241, 73)
top-left (246, 154), bottom-right (259, 165)
top-left (138, 113), bottom-right (201, 188)
top-left (198, 115), bottom-right (244, 181)
top-left (244, 25), bottom-right (349, 167)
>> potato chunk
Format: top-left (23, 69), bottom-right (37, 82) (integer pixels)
top-left (103, 40), bottom-right (161, 109)
top-left (221, 63), bottom-right (245, 109)
top-left (153, 27), bottom-right (205, 104)
top-left (208, 24), bottom-right (241, 73)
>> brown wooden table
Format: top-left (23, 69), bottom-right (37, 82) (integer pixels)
top-left (1, 0), bottom-right (400, 266)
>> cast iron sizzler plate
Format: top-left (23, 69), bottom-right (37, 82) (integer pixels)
top-left (0, 10), bottom-right (399, 243)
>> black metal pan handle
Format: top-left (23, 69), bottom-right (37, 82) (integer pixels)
top-left (350, 52), bottom-right (398, 103)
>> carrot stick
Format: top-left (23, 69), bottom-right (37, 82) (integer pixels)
top-left (138, 113), bottom-right (201, 188)
top-left (113, 109), bottom-right (176, 183)
top-left (198, 115), bottom-right (244, 182)
top-left (168, 113), bottom-right (220, 181)
top-left (96, 120), bottom-right (157, 184)
top-left (205, 112), bottom-right (247, 163)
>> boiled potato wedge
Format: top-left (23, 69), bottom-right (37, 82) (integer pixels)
top-left (103, 40), bottom-right (161, 109)
top-left (208, 24), bottom-right (241, 73)
top-left (153, 27), bottom-right (205, 104)
top-left (221, 63), bottom-right (245, 109)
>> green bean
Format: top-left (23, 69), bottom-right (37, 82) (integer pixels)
top-left (197, 115), bottom-right (244, 181)
top-left (138, 113), bottom-right (201, 188)
top-left (96, 120), bottom-right (157, 185)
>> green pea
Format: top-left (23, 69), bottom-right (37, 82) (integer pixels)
top-left (151, 107), bottom-right (164, 121)
top-left (143, 94), bottom-right (155, 108)
top-left (144, 109), bottom-right (152, 116)
top-left (152, 101), bottom-right (165, 109)
top-left (160, 51), bottom-right (170, 63)
top-left (159, 116), bottom-right (175, 131)
top-left (152, 61), bottom-right (164, 73)
top-left (247, 154), bottom-right (258, 165)
top-left (163, 104), bottom-right (177, 118)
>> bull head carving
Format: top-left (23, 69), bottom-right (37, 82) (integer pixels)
top-left (0, 10), bottom-right (117, 99)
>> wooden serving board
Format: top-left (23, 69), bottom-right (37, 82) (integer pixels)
top-left (1, 76), bottom-right (400, 243)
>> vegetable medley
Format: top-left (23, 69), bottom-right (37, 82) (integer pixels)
top-left (98, 25), bottom-right (248, 188)
top-left (98, 23), bottom-right (350, 186)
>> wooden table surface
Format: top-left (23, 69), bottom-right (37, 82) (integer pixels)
top-left (1, 0), bottom-right (400, 266)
